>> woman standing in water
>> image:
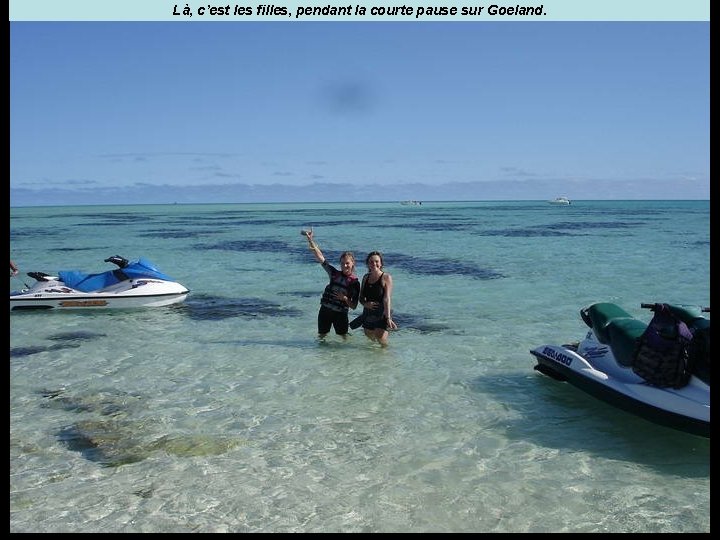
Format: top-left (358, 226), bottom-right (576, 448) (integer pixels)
top-left (356, 251), bottom-right (398, 347)
top-left (303, 228), bottom-right (360, 339)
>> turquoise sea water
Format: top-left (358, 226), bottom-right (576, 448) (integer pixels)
top-left (10, 200), bottom-right (710, 533)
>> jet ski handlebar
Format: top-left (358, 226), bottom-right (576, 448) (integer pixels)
top-left (104, 255), bottom-right (130, 268)
top-left (640, 303), bottom-right (709, 313)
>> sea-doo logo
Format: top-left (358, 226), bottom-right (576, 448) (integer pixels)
top-left (59, 300), bottom-right (109, 307)
top-left (542, 347), bottom-right (573, 366)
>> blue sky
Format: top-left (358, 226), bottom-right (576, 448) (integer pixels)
top-left (10, 21), bottom-right (709, 205)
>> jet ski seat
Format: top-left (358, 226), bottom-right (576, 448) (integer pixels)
top-left (580, 303), bottom-right (646, 367)
top-left (58, 270), bottom-right (124, 293)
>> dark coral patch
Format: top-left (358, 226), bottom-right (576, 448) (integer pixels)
top-left (177, 293), bottom-right (303, 321)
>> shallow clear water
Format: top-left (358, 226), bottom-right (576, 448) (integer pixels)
top-left (10, 200), bottom-right (710, 532)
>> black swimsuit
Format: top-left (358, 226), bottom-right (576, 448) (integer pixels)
top-left (360, 273), bottom-right (388, 330)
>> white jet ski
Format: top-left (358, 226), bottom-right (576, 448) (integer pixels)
top-left (530, 302), bottom-right (710, 438)
top-left (10, 255), bottom-right (189, 311)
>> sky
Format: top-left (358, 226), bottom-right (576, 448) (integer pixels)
top-left (9, 20), bottom-right (709, 206)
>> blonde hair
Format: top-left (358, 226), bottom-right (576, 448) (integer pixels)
top-left (340, 251), bottom-right (356, 270)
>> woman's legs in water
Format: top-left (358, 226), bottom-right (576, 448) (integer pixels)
top-left (363, 328), bottom-right (389, 347)
top-left (317, 307), bottom-right (332, 339)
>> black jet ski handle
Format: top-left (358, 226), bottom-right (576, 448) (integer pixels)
top-left (640, 303), bottom-right (710, 313)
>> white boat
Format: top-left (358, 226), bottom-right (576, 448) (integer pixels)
top-left (400, 200), bottom-right (422, 206)
top-left (549, 196), bottom-right (571, 205)
top-left (10, 255), bottom-right (189, 311)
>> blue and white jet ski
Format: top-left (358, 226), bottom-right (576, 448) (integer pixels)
top-left (10, 255), bottom-right (190, 311)
top-left (530, 302), bottom-right (710, 438)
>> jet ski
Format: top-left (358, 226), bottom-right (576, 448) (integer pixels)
top-left (10, 255), bottom-right (190, 311)
top-left (530, 302), bottom-right (710, 438)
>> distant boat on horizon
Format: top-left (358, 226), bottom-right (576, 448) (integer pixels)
top-left (400, 200), bottom-right (422, 206)
top-left (549, 196), bottom-right (571, 205)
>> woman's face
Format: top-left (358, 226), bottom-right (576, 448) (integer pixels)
top-left (340, 255), bottom-right (355, 276)
top-left (366, 254), bottom-right (383, 271)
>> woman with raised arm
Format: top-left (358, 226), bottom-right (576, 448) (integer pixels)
top-left (302, 228), bottom-right (360, 339)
